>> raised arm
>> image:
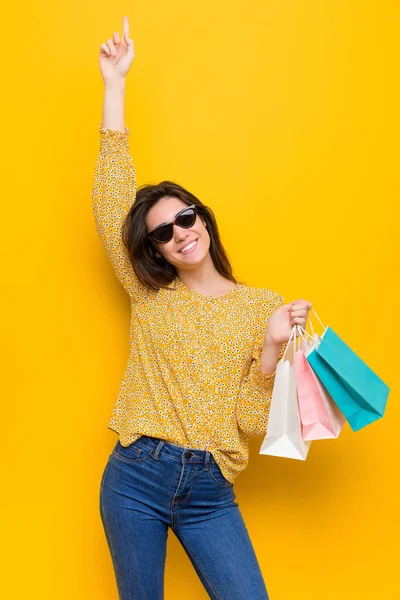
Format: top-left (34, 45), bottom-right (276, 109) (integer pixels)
top-left (92, 16), bottom-right (147, 302)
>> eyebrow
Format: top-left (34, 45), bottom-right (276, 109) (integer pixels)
top-left (154, 207), bottom-right (185, 228)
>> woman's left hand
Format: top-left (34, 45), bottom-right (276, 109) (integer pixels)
top-left (264, 299), bottom-right (313, 346)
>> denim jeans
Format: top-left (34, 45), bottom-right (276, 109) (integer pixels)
top-left (100, 435), bottom-right (269, 600)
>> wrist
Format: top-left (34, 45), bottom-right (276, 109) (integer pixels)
top-left (103, 77), bottom-right (126, 90)
top-left (260, 338), bottom-right (282, 375)
top-left (263, 331), bottom-right (282, 348)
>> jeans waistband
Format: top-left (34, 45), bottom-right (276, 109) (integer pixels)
top-left (134, 435), bottom-right (217, 466)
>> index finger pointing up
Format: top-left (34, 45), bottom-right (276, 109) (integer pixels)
top-left (122, 15), bottom-right (130, 37)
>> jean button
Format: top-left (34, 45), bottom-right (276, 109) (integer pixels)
top-left (184, 451), bottom-right (193, 459)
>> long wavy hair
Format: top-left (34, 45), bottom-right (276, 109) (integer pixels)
top-left (121, 180), bottom-right (239, 292)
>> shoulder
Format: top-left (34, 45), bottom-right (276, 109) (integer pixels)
top-left (238, 285), bottom-right (285, 329)
top-left (240, 283), bottom-right (284, 310)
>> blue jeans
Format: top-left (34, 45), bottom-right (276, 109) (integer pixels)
top-left (100, 435), bottom-right (269, 600)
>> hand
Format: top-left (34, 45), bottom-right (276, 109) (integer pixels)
top-left (264, 299), bottom-right (312, 346)
top-left (99, 16), bottom-right (135, 83)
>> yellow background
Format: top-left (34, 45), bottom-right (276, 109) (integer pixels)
top-left (2, 1), bottom-right (398, 598)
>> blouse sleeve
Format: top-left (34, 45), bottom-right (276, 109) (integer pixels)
top-left (235, 290), bottom-right (287, 437)
top-left (91, 124), bottom-right (148, 302)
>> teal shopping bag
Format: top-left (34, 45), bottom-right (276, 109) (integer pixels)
top-left (305, 311), bottom-right (390, 432)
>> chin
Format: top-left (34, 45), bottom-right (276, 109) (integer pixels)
top-left (170, 250), bottom-right (207, 269)
top-left (175, 256), bottom-right (204, 268)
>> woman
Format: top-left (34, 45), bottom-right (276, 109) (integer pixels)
top-left (94, 15), bottom-right (312, 600)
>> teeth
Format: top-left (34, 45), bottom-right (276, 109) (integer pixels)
top-left (181, 240), bottom-right (197, 253)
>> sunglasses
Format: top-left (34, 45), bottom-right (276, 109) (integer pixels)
top-left (147, 204), bottom-right (198, 244)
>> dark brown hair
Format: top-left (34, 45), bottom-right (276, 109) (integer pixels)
top-left (121, 180), bottom-right (239, 292)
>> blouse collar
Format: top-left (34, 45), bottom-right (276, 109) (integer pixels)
top-left (167, 277), bottom-right (242, 301)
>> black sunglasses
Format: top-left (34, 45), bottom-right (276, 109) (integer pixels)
top-left (147, 204), bottom-right (198, 244)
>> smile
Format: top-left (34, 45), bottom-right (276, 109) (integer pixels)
top-left (180, 239), bottom-right (198, 254)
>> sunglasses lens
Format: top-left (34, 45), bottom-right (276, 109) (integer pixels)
top-left (176, 207), bottom-right (196, 228)
top-left (150, 225), bottom-right (173, 243)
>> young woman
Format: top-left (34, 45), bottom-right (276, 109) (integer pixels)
top-left (94, 16), bottom-right (312, 600)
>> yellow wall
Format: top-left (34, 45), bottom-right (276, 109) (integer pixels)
top-left (2, 1), bottom-right (398, 598)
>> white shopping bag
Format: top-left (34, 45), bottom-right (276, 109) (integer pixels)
top-left (259, 327), bottom-right (312, 460)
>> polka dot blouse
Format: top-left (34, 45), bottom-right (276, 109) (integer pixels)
top-left (92, 124), bottom-right (286, 484)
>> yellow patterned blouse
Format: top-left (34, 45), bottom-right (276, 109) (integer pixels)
top-left (92, 124), bottom-right (285, 484)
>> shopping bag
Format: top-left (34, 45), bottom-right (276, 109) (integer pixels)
top-left (260, 327), bottom-right (312, 460)
top-left (295, 326), bottom-right (346, 440)
top-left (305, 309), bottom-right (390, 432)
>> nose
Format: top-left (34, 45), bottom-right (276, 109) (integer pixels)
top-left (173, 223), bottom-right (190, 242)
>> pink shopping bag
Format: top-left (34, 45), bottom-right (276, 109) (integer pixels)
top-left (294, 326), bottom-right (346, 441)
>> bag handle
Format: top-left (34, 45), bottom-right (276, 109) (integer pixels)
top-left (296, 325), bottom-right (313, 351)
top-left (282, 307), bottom-right (324, 361)
top-left (283, 322), bottom-right (312, 360)
top-left (283, 325), bottom-right (298, 361)
top-left (307, 307), bottom-right (326, 337)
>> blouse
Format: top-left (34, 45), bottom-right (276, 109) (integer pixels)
top-left (91, 124), bottom-right (285, 484)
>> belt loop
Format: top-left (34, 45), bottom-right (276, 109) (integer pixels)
top-left (153, 440), bottom-right (164, 460)
top-left (204, 450), bottom-right (211, 471)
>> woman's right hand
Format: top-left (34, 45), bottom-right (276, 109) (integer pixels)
top-left (99, 15), bottom-right (135, 83)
